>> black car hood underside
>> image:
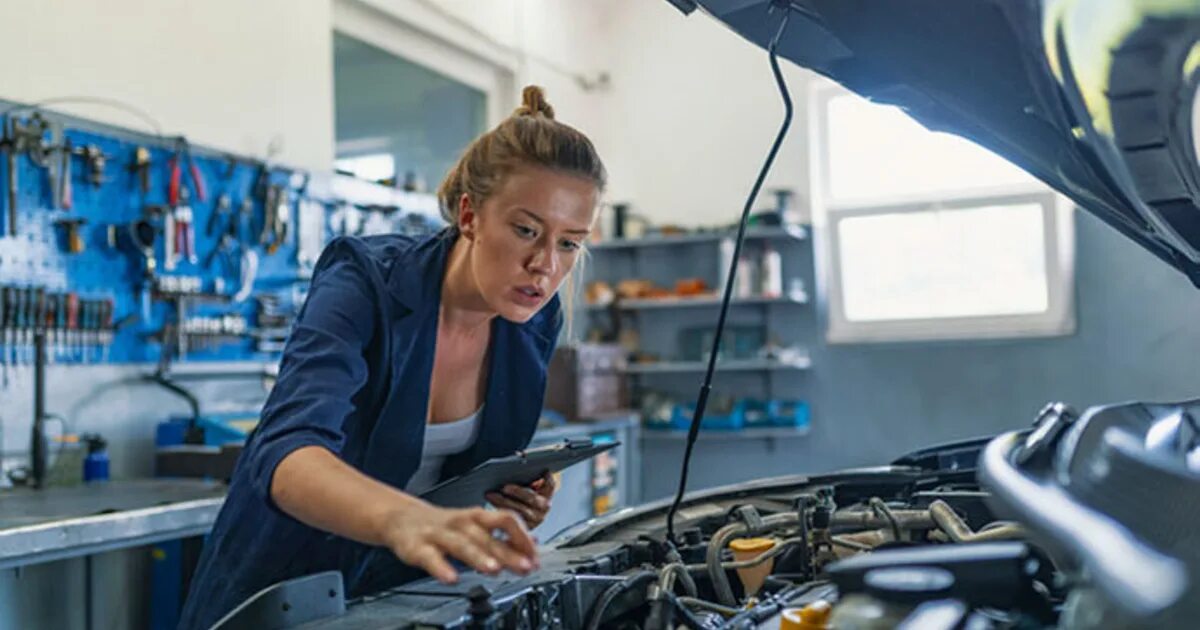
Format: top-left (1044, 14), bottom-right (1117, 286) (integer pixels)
top-left (674, 0), bottom-right (1200, 285)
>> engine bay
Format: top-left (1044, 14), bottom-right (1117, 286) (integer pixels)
top-left (280, 397), bottom-right (1200, 629)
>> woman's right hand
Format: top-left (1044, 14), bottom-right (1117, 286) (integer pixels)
top-left (380, 501), bottom-right (540, 584)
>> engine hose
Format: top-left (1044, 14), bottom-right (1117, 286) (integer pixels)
top-left (707, 513), bottom-right (798, 606)
top-left (869, 497), bottom-right (902, 541)
top-left (586, 571), bottom-right (658, 630)
top-left (659, 562), bottom-right (699, 598)
top-left (677, 596), bottom-right (743, 617)
top-left (663, 592), bottom-right (717, 630)
top-left (929, 500), bottom-right (1026, 543)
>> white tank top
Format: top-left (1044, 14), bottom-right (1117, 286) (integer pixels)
top-left (403, 408), bottom-right (482, 495)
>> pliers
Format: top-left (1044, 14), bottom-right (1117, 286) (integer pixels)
top-left (168, 138), bottom-right (207, 206)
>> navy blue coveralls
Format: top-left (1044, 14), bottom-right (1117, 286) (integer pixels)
top-left (178, 228), bottom-right (561, 629)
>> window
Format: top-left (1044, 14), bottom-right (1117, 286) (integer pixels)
top-left (332, 31), bottom-right (488, 191)
top-left (812, 85), bottom-right (1075, 343)
top-left (334, 153), bottom-right (396, 183)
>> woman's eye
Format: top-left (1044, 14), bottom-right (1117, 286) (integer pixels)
top-left (513, 224), bottom-right (537, 239)
top-left (559, 240), bottom-right (581, 252)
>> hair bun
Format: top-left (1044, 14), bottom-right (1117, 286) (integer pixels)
top-left (515, 85), bottom-right (556, 120)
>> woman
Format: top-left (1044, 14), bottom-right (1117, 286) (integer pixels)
top-left (179, 86), bottom-right (606, 629)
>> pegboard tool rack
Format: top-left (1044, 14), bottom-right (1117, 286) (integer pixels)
top-left (0, 98), bottom-right (441, 375)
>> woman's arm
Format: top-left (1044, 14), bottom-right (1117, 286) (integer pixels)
top-left (273, 445), bottom-right (538, 583)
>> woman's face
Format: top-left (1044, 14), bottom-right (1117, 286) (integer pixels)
top-left (460, 164), bottom-right (599, 323)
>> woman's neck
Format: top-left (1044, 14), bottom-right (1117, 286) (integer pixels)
top-left (440, 234), bottom-right (496, 334)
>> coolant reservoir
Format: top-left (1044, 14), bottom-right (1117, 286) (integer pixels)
top-left (729, 537), bottom-right (776, 597)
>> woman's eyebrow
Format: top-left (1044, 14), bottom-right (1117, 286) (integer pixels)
top-left (516, 208), bottom-right (545, 225)
top-left (517, 208), bottom-right (590, 235)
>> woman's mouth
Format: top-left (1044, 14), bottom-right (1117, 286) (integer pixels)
top-left (510, 285), bottom-right (545, 307)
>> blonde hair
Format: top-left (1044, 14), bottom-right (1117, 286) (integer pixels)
top-left (438, 85), bottom-right (606, 338)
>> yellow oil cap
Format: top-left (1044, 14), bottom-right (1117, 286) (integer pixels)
top-left (728, 537), bottom-right (775, 553)
top-left (779, 600), bottom-right (832, 630)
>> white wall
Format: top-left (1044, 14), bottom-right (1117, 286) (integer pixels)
top-left (382, 0), bottom-right (611, 151)
top-left (0, 0), bottom-right (335, 170)
top-left (376, 0), bottom-right (809, 229)
top-left (596, 0), bottom-right (812, 226)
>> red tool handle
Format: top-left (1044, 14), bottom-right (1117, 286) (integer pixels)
top-left (187, 156), bottom-right (207, 202)
top-left (62, 142), bottom-right (73, 210)
top-left (175, 218), bottom-right (187, 259)
top-left (66, 293), bottom-right (79, 331)
top-left (168, 154), bottom-right (181, 207)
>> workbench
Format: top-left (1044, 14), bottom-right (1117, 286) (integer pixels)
top-left (0, 479), bottom-right (225, 570)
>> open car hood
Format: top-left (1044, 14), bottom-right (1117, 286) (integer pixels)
top-left (669, 0), bottom-right (1200, 284)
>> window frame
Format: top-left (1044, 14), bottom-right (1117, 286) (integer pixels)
top-left (810, 81), bottom-right (1076, 344)
top-left (332, 0), bottom-right (517, 143)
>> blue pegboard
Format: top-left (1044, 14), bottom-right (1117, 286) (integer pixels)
top-left (0, 106), bottom-right (442, 367)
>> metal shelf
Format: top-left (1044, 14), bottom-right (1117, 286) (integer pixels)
top-left (622, 356), bottom-right (812, 374)
top-left (588, 225), bottom-right (807, 250)
top-left (641, 426), bottom-right (810, 441)
top-left (587, 292), bottom-right (808, 311)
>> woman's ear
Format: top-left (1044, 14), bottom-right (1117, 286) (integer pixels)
top-left (458, 193), bottom-right (478, 241)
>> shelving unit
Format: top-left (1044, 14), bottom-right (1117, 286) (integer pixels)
top-left (586, 292), bottom-right (809, 312)
top-left (588, 225), bottom-right (807, 250)
top-left (583, 222), bottom-right (816, 440)
top-left (640, 426), bottom-right (810, 441)
top-left (622, 356), bottom-right (812, 374)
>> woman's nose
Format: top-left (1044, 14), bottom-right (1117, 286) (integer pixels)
top-left (527, 242), bottom-right (557, 275)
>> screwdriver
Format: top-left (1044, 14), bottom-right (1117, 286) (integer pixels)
top-left (0, 285), bottom-right (7, 387)
top-left (43, 292), bottom-right (56, 365)
top-left (99, 298), bottom-right (113, 363)
top-left (65, 293), bottom-right (78, 363)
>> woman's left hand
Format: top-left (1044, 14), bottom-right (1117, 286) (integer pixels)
top-left (486, 472), bottom-right (557, 529)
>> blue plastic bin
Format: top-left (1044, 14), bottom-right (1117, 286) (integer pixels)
top-left (669, 400), bottom-right (745, 431)
top-left (767, 400), bottom-right (810, 429)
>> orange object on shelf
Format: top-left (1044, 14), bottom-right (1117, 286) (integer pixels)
top-left (675, 278), bottom-right (709, 296)
top-left (645, 287), bottom-right (672, 299)
top-left (617, 279), bottom-right (655, 299)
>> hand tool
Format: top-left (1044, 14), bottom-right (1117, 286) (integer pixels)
top-left (164, 205), bottom-right (177, 271)
top-left (3, 120), bottom-right (18, 237)
top-left (76, 144), bottom-right (107, 187)
top-left (60, 138), bottom-right (73, 210)
top-left (132, 146), bottom-right (151, 193)
top-left (43, 292), bottom-right (56, 365)
top-left (169, 139), bottom-right (207, 205)
top-left (56, 218), bottom-right (87, 254)
top-left (32, 288), bottom-right (46, 366)
top-left (207, 193), bottom-right (231, 237)
top-left (65, 292), bottom-right (78, 363)
top-left (239, 196), bottom-right (254, 244)
top-left (99, 298), bottom-right (113, 363)
top-left (83, 298), bottom-right (93, 363)
top-left (16, 287), bottom-right (29, 367)
top-left (2, 287), bottom-right (15, 380)
top-left (0, 285), bottom-right (8, 386)
top-left (174, 188), bottom-right (197, 265)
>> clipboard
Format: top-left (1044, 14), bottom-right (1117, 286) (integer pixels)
top-left (418, 438), bottom-right (619, 509)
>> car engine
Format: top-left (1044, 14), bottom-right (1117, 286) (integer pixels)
top-left (271, 397), bottom-right (1200, 630)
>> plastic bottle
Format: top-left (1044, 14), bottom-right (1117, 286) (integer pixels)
top-left (82, 433), bottom-right (110, 482)
top-left (761, 245), bottom-right (783, 298)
